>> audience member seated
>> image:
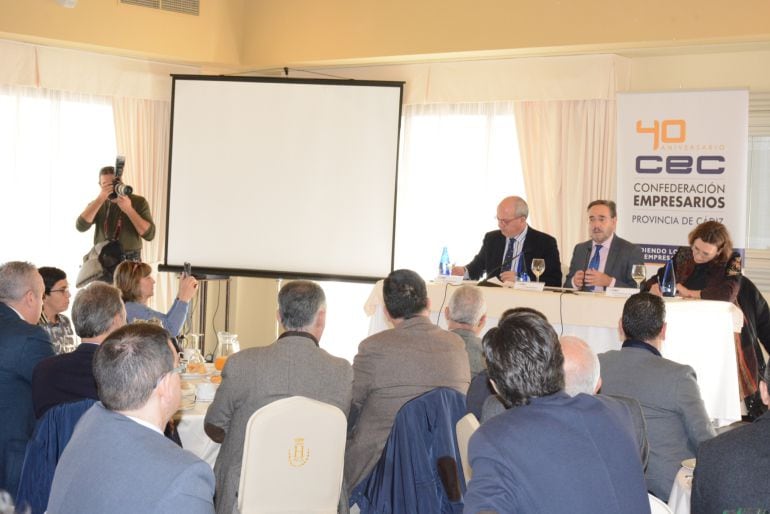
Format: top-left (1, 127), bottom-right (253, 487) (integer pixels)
top-left (466, 307), bottom-right (547, 419)
top-left (692, 363), bottom-right (770, 513)
top-left (47, 324), bottom-right (215, 514)
top-left (463, 312), bottom-right (649, 514)
top-left (560, 335), bottom-right (649, 470)
top-left (477, 333), bottom-right (650, 471)
top-left (598, 292), bottom-right (715, 499)
top-left (0, 261), bottom-right (55, 495)
top-left (444, 285), bottom-right (487, 377)
top-left (32, 282), bottom-right (126, 419)
top-left (736, 275), bottom-right (770, 420)
top-left (113, 260), bottom-right (198, 336)
top-left (204, 280), bottom-right (352, 514)
top-left (37, 267), bottom-right (75, 354)
top-left (345, 269), bottom-right (470, 491)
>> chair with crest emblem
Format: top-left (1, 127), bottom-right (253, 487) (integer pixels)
top-left (237, 395), bottom-right (347, 514)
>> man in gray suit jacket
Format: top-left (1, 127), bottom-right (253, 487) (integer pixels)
top-left (47, 323), bottom-right (215, 514)
top-left (444, 285), bottom-right (487, 377)
top-left (598, 293), bottom-right (715, 499)
top-left (564, 200), bottom-right (644, 290)
top-left (345, 269), bottom-right (471, 490)
top-left (204, 281), bottom-right (353, 514)
top-left (692, 365), bottom-right (770, 513)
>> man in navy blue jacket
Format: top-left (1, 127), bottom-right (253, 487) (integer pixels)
top-left (463, 311), bottom-right (648, 514)
top-left (0, 261), bottom-right (55, 494)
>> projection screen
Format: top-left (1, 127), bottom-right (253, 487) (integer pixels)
top-left (164, 75), bottom-right (403, 281)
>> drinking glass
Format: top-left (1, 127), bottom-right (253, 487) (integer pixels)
top-left (631, 264), bottom-right (646, 290)
top-left (531, 259), bottom-right (546, 282)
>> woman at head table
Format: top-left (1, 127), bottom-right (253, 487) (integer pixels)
top-left (113, 261), bottom-right (198, 337)
top-left (643, 220), bottom-right (740, 302)
top-left (38, 266), bottom-right (75, 353)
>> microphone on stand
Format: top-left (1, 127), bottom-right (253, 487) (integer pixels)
top-left (580, 246), bottom-right (592, 292)
top-left (477, 250), bottom-right (527, 288)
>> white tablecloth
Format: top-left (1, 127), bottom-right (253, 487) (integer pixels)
top-left (365, 280), bottom-right (743, 423)
top-left (668, 466), bottom-right (692, 514)
top-left (176, 400), bottom-right (220, 467)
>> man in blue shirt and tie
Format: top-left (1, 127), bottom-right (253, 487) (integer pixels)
top-left (564, 200), bottom-right (644, 291)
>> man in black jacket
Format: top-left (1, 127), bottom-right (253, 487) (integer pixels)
top-left (452, 196), bottom-right (562, 286)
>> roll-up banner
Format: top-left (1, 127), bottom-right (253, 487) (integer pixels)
top-left (617, 90), bottom-right (748, 264)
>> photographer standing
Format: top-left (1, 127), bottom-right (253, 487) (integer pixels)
top-left (76, 165), bottom-right (156, 263)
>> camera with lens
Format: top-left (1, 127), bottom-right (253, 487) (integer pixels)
top-left (109, 155), bottom-right (134, 199)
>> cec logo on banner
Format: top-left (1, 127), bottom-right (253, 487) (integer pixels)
top-left (616, 90), bottom-right (748, 264)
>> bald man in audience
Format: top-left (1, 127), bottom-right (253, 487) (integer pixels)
top-left (479, 335), bottom-right (650, 472)
top-left (0, 261), bottom-right (55, 494)
top-left (464, 312), bottom-right (649, 514)
top-left (561, 335), bottom-right (648, 470)
top-left (444, 285), bottom-right (487, 377)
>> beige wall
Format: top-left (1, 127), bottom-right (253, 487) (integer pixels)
top-left (240, 0), bottom-right (770, 68)
top-left (629, 48), bottom-right (770, 91)
top-left (3, 0), bottom-right (770, 69)
top-left (0, 0), bottom-right (244, 66)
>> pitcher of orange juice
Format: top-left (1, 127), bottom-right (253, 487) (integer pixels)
top-left (215, 331), bottom-right (240, 371)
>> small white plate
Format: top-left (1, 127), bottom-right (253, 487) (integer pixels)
top-left (196, 397), bottom-right (214, 403)
top-left (681, 458), bottom-right (696, 470)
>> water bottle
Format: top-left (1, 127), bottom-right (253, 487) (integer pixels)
top-left (439, 246), bottom-right (451, 276)
top-left (659, 259), bottom-right (677, 297)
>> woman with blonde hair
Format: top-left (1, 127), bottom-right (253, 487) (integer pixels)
top-left (113, 261), bottom-right (197, 336)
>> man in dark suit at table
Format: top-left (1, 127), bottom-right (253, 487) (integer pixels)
top-left (0, 261), bottom-right (55, 495)
top-left (598, 292), bottom-right (715, 499)
top-left (691, 364), bottom-right (770, 513)
top-left (204, 280), bottom-right (353, 514)
top-left (346, 269), bottom-right (470, 491)
top-left (47, 323), bottom-right (214, 514)
top-left (464, 311), bottom-right (649, 514)
top-left (32, 282), bottom-right (126, 418)
top-left (564, 200), bottom-right (644, 291)
top-left (451, 195), bottom-right (562, 286)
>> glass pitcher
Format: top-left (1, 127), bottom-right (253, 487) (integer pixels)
top-left (215, 331), bottom-right (240, 371)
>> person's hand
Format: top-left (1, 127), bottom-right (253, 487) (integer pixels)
top-left (676, 283), bottom-right (701, 299)
top-left (648, 283), bottom-right (662, 296)
top-left (572, 270), bottom-right (585, 288)
top-left (177, 274), bottom-right (199, 302)
top-left (500, 271), bottom-right (518, 283)
top-left (451, 266), bottom-right (466, 277)
top-left (96, 181), bottom-right (113, 203)
top-left (584, 269), bottom-right (612, 288)
top-left (114, 193), bottom-right (134, 213)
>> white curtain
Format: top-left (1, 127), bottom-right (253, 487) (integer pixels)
top-left (0, 85), bottom-right (116, 282)
top-left (112, 97), bottom-right (174, 312)
top-left (514, 99), bottom-right (616, 265)
top-left (394, 102), bottom-right (526, 278)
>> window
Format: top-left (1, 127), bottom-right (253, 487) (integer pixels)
top-left (0, 85), bottom-right (116, 283)
top-left (321, 102), bottom-right (526, 361)
top-left (394, 102), bottom-right (526, 278)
